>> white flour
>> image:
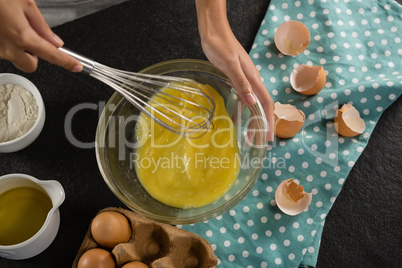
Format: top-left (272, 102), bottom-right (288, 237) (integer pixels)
top-left (0, 84), bottom-right (39, 143)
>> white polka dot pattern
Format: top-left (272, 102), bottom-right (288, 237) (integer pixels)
top-left (182, 0), bottom-right (401, 267)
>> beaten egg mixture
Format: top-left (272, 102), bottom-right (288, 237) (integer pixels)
top-left (135, 84), bottom-right (239, 208)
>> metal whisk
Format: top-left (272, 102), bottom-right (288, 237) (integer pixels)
top-left (59, 47), bottom-right (215, 138)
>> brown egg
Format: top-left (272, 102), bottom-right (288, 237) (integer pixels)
top-left (91, 211), bottom-right (132, 249)
top-left (275, 179), bottom-right (312, 216)
top-left (77, 248), bottom-right (115, 268)
top-left (334, 104), bottom-right (365, 137)
top-left (274, 20), bottom-right (310, 56)
top-left (274, 102), bottom-right (305, 138)
top-left (122, 261), bottom-right (149, 268)
top-left (290, 64), bottom-right (326, 95)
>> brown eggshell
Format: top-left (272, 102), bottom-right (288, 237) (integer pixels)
top-left (290, 64), bottom-right (326, 95)
top-left (122, 261), bottom-right (149, 268)
top-left (275, 179), bottom-right (312, 216)
top-left (77, 248), bottom-right (115, 268)
top-left (274, 102), bottom-right (305, 139)
top-left (334, 104), bottom-right (365, 137)
top-left (274, 20), bottom-right (310, 56)
top-left (91, 211), bottom-right (132, 249)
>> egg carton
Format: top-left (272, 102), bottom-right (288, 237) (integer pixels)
top-left (72, 207), bottom-right (217, 268)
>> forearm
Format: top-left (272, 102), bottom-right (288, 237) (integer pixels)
top-left (195, 0), bottom-right (231, 39)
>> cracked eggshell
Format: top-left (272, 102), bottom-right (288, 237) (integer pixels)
top-left (334, 104), bottom-right (366, 137)
top-left (290, 64), bottom-right (326, 95)
top-left (275, 179), bottom-right (312, 216)
top-left (274, 102), bottom-right (305, 139)
top-left (274, 20), bottom-right (310, 56)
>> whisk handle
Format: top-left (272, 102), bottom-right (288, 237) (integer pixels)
top-left (59, 47), bottom-right (95, 75)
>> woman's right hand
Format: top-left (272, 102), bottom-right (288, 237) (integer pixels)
top-left (0, 0), bottom-right (82, 72)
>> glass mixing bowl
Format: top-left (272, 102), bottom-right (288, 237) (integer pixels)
top-left (95, 59), bottom-right (268, 225)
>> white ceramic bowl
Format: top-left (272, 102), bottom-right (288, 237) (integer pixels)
top-left (0, 174), bottom-right (65, 260)
top-left (0, 74), bottom-right (45, 153)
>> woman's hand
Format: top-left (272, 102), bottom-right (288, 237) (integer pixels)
top-left (195, 0), bottom-right (274, 142)
top-left (0, 0), bottom-right (81, 72)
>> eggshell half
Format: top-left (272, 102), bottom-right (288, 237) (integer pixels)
top-left (275, 179), bottom-right (312, 216)
top-left (290, 64), bottom-right (326, 95)
top-left (334, 104), bottom-right (365, 137)
top-left (274, 20), bottom-right (310, 56)
top-left (274, 102), bottom-right (305, 138)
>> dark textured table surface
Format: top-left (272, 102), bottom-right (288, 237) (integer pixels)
top-left (0, 1), bottom-right (401, 267)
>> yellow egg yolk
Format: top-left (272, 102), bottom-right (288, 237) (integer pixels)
top-left (134, 84), bottom-right (239, 208)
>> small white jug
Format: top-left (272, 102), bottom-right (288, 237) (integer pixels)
top-left (0, 173), bottom-right (65, 260)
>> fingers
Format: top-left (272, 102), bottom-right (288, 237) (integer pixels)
top-left (252, 81), bottom-right (275, 142)
top-left (221, 61), bottom-right (257, 106)
top-left (232, 58), bottom-right (274, 142)
top-left (218, 56), bottom-right (275, 143)
top-left (23, 1), bottom-right (82, 72)
top-left (0, 0), bottom-right (82, 72)
top-left (11, 50), bottom-right (38, 73)
top-left (28, 35), bottom-right (82, 72)
top-left (2, 31), bottom-right (81, 73)
top-left (24, 0), bottom-right (64, 47)
top-left (242, 60), bottom-right (275, 142)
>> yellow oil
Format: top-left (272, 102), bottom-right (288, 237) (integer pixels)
top-left (0, 186), bottom-right (53, 245)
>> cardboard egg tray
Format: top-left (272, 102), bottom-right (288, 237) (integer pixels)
top-left (72, 207), bottom-right (217, 268)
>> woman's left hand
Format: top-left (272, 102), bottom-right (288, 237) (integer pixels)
top-left (195, 0), bottom-right (275, 142)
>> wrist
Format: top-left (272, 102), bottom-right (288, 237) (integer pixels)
top-left (195, 0), bottom-right (231, 40)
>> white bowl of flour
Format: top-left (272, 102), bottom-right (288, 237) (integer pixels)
top-left (0, 74), bottom-right (45, 153)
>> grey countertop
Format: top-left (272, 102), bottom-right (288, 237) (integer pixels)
top-left (0, 0), bottom-right (401, 267)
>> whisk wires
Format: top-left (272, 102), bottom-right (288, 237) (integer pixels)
top-left (91, 62), bottom-right (216, 138)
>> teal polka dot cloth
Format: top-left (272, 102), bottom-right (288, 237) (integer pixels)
top-left (181, 0), bottom-right (401, 267)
